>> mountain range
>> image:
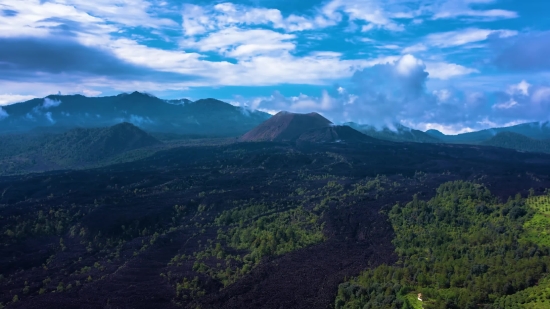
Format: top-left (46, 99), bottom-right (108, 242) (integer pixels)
top-left (482, 131), bottom-right (550, 154)
top-left (3, 93), bottom-right (550, 155)
top-left (426, 121), bottom-right (550, 143)
top-left (345, 122), bottom-right (439, 143)
top-left (0, 92), bottom-right (270, 136)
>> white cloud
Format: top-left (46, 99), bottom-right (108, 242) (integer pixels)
top-left (181, 2), bottom-right (341, 35)
top-left (532, 87), bottom-right (550, 104)
top-left (402, 43), bottom-right (427, 54)
top-left (405, 122), bottom-right (476, 135)
top-left (0, 0), bottom-right (108, 38)
top-left (82, 89), bottom-right (102, 97)
top-left (431, 0), bottom-right (518, 21)
top-left (493, 98), bottom-right (519, 109)
top-left (45, 111), bottom-right (55, 123)
top-left (433, 89), bottom-right (452, 103)
top-left (332, 0), bottom-right (407, 32)
top-left (43, 98), bottom-right (62, 108)
top-left (425, 62), bottom-right (479, 79)
top-left (59, 0), bottom-right (177, 28)
top-left (180, 28), bottom-right (296, 58)
top-left (426, 28), bottom-right (517, 48)
top-left (0, 94), bottom-right (35, 106)
top-left (396, 54), bottom-right (424, 76)
top-left (507, 80), bottom-right (531, 96)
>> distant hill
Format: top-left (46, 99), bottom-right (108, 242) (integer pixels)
top-left (0, 122), bottom-right (161, 175)
top-left (240, 112), bottom-right (374, 144)
top-left (0, 92), bottom-right (270, 136)
top-left (346, 122), bottom-right (440, 143)
top-left (482, 131), bottom-right (550, 154)
top-left (240, 112), bottom-right (332, 142)
top-left (427, 122), bottom-right (550, 144)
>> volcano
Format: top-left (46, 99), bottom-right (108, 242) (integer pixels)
top-left (240, 111), bottom-right (374, 143)
top-left (297, 125), bottom-right (377, 143)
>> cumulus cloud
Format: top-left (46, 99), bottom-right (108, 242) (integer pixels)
top-left (237, 55), bottom-right (550, 133)
top-left (181, 2), bottom-right (340, 35)
top-left (507, 80), bottom-right (531, 96)
top-left (180, 28), bottom-right (296, 58)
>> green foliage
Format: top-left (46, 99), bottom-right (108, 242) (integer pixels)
top-left (335, 181), bottom-right (550, 309)
top-left (214, 201), bottom-right (286, 226)
top-left (1, 205), bottom-right (87, 242)
top-left (224, 206), bottom-right (324, 262)
top-left (194, 207), bottom-right (325, 288)
top-left (176, 277), bottom-right (205, 299)
top-left (482, 132), bottom-right (550, 154)
top-left (494, 277), bottom-right (550, 308)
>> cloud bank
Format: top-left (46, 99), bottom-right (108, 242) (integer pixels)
top-left (238, 55), bottom-right (550, 133)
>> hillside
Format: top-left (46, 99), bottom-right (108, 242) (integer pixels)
top-left (482, 131), bottom-right (550, 154)
top-left (0, 92), bottom-right (270, 136)
top-left (427, 121), bottom-right (550, 144)
top-left (297, 125), bottom-right (377, 143)
top-left (0, 122), bottom-right (161, 174)
top-left (1, 139), bottom-right (550, 309)
top-left (240, 111), bottom-right (333, 142)
top-left (346, 122), bottom-right (440, 143)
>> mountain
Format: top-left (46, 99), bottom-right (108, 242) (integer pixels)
top-left (0, 92), bottom-right (270, 136)
top-left (346, 122), bottom-right (440, 143)
top-left (240, 111), bottom-right (333, 142)
top-left (0, 122), bottom-right (161, 175)
top-left (482, 131), bottom-right (550, 154)
top-left (427, 121), bottom-right (550, 144)
top-left (297, 125), bottom-right (377, 143)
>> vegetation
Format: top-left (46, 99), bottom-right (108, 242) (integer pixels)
top-left (191, 207), bottom-right (325, 288)
top-left (483, 132), bottom-right (550, 154)
top-left (335, 181), bottom-right (550, 309)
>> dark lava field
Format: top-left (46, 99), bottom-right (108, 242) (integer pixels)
top-left (2, 140), bottom-right (550, 309)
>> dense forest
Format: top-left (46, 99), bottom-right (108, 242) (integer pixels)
top-left (2, 139), bottom-right (550, 308)
top-left (335, 181), bottom-right (550, 309)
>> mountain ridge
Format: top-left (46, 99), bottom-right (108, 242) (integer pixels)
top-left (0, 122), bottom-right (161, 175)
top-left (0, 92), bottom-right (270, 136)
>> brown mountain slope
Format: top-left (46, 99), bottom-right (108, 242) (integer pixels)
top-left (240, 112), bottom-right (332, 142)
top-left (297, 125), bottom-right (378, 143)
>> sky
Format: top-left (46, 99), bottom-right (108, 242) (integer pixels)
top-left (1, 0), bottom-right (550, 133)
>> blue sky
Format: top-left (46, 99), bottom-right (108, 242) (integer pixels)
top-left (0, 0), bottom-right (550, 133)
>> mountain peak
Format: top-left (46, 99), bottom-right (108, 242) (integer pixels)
top-left (240, 111), bottom-right (333, 142)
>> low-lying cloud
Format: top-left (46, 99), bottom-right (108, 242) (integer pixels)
top-left (237, 55), bottom-right (550, 133)
top-left (43, 98), bottom-right (62, 109)
top-left (0, 107), bottom-right (8, 120)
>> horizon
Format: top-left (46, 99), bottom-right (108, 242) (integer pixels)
top-left (3, 90), bottom-right (550, 136)
top-left (1, 0), bottom-right (550, 134)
